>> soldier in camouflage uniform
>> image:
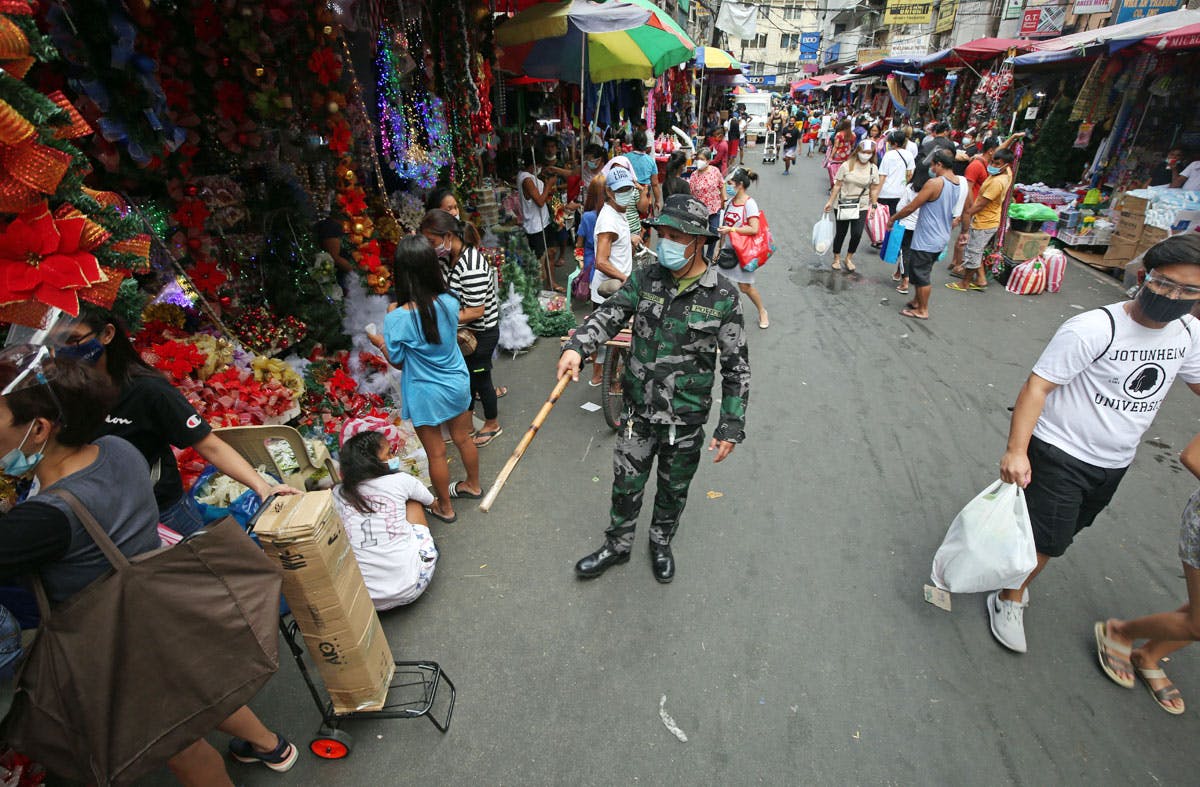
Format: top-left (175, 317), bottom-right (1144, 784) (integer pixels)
top-left (558, 193), bottom-right (751, 583)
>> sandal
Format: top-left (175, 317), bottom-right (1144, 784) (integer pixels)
top-left (495, 386), bottom-right (508, 398)
top-left (968, 283), bottom-right (987, 291)
top-left (899, 308), bottom-right (928, 320)
top-left (472, 428), bottom-right (503, 447)
top-left (945, 282), bottom-right (971, 292)
top-left (424, 506), bottom-right (458, 524)
top-left (449, 481), bottom-right (482, 500)
top-left (1093, 622), bottom-right (1135, 689)
top-left (895, 285), bottom-right (910, 295)
top-left (1136, 664), bottom-right (1186, 715)
top-left (844, 261), bottom-right (856, 273)
top-left (891, 271), bottom-right (902, 282)
top-left (831, 259), bottom-right (843, 271)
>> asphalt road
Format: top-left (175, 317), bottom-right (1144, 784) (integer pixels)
top-left (212, 152), bottom-right (1200, 786)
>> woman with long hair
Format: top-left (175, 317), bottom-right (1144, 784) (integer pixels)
top-left (368, 235), bottom-right (481, 523)
top-left (54, 305), bottom-right (297, 537)
top-left (718, 168), bottom-right (769, 329)
top-left (516, 148), bottom-right (562, 292)
top-left (419, 208), bottom-right (503, 448)
top-left (425, 188), bottom-right (482, 245)
top-left (333, 430), bottom-right (437, 609)
top-left (575, 173), bottom-right (608, 304)
top-left (0, 354), bottom-right (296, 781)
top-left (661, 151), bottom-right (692, 200)
top-left (825, 118), bottom-right (856, 189)
top-left (823, 139), bottom-right (883, 273)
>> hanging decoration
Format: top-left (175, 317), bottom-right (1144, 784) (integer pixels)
top-left (376, 24), bottom-right (452, 188)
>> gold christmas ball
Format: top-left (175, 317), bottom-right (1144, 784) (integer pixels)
top-left (327, 101), bottom-right (340, 113)
top-left (254, 66), bottom-right (265, 77)
top-left (354, 222), bottom-right (364, 233)
top-left (323, 25), bottom-right (333, 35)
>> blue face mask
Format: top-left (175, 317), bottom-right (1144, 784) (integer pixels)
top-left (386, 456), bottom-right (401, 472)
top-left (986, 165), bottom-right (1003, 175)
top-left (725, 185), bottom-right (736, 198)
top-left (657, 238), bottom-right (693, 271)
top-left (928, 167), bottom-right (937, 178)
top-left (56, 338), bottom-right (104, 365)
top-left (0, 421), bottom-right (45, 477)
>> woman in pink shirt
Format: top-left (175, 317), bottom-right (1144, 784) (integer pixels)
top-left (687, 147), bottom-right (725, 259)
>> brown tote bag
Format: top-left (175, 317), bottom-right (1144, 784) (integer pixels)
top-left (0, 489), bottom-right (283, 785)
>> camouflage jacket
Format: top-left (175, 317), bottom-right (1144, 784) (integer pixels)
top-left (563, 262), bottom-right (750, 442)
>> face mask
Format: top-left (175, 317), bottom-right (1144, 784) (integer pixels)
top-left (0, 421), bottom-right (45, 477)
top-left (657, 238), bottom-right (693, 271)
top-left (57, 337), bottom-right (104, 364)
top-left (963, 136), bottom-right (974, 145)
top-left (696, 160), bottom-right (708, 170)
top-left (1137, 285), bottom-right (1197, 323)
top-left (435, 238), bottom-right (453, 259)
top-left (618, 188), bottom-right (639, 207)
top-left (386, 456), bottom-right (401, 472)
top-left (857, 152), bottom-right (872, 162)
top-left (725, 185), bottom-right (736, 198)
top-left (986, 165), bottom-right (1002, 175)
top-left (928, 167), bottom-right (937, 178)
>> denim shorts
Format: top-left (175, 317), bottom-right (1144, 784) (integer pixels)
top-left (159, 493), bottom-right (206, 537)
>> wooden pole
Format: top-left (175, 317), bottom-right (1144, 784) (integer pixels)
top-left (479, 374), bottom-right (574, 512)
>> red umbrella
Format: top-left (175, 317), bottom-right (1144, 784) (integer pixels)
top-left (1140, 23), bottom-right (1200, 52)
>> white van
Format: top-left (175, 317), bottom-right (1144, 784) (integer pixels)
top-left (738, 94), bottom-right (774, 142)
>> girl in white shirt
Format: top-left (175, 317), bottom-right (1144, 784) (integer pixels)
top-left (333, 431), bottom-right (438, 610)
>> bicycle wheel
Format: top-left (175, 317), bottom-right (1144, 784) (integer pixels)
top-left (601, 345), bottom-right (627, 431)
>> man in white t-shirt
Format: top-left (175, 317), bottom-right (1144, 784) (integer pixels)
top-left (990, 235), bottom-right (1200, 655)
top-left (586, 166), bottom-right (637, 385)
top-left (1172, 156), bottom-right (1200, 190)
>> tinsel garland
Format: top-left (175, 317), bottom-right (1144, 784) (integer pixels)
top-left (375, 24), bottom-right (452, 188)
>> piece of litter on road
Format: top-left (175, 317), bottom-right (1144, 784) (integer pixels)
top-left (852, 730), bottom-right (861, 740)
top-left (580, 402), bottom-right (601, 412)
top-left (1070, 304), bottom-right (1084, 310)
top-left (880, 298), bottom-right (889, 304)
top-left (899, 333), bottom-right (909, 339)
top-left (376, 735), bottom-right (383, 739)
top-left (923, 584), bottom-right (952, 612)
top-left (480, 564), bottom-right (488, 569)
top-left (659, 695), bottom-right (688, 742)
top-left (706, 490), bottom-right (724, 499)
top-left (1105, 576), bottom-right (1113, 582)
top-left (789, 705), bottom-right (798, 713)
top-left (758, 697), bottom-right (765, 705)
top-left (592, 476), bottom-right (600, 483)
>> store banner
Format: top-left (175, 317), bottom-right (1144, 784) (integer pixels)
top-left (715, 1), bottom-right (758, 38)
top-left (1003, 0), bottom-right (1026, 20)
top-left (823, 42), bottom-right (841, 65)
top-left (933, 0), bottom-right (958, 33)
top-left (1072, 0), bottom-right (1110, 14)
top-left (891, 39), bottom-right (929, 57)
top-left (1019, 5), bottom-right (1066, 37)
top-left (799, 31), bottom-right (821, 62)
top-left (857, 47), bottom-right (889, 64)
top-left (1114, 0), bottom-right (1182, 24)
top-left (883, 1), bottom-right (934, 25)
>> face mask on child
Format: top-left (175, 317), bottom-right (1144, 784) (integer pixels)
top-left (857, 152), bottom-right (872, 162)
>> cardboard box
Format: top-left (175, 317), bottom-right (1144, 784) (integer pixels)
top-left (255, 492), bottom-right (394, 713)
top-left (1002, 230), bottom-right (1050, 262)
top-left (1113, 211), bottom-right (1145, 241)
top-left (1140, 225), bottom-right (1169, 247)
top-left (1103, 237), bottom-right (1138, 264)
top-left (1116, 193), bottom-right (1149, 215)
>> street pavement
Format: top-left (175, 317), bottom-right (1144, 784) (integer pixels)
top-left (214, 152), bottom-right (1200, 786)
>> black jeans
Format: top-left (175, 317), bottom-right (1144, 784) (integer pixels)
top-left (464, 325), bottom-right (500, 420)
top-left (833, 215), bottom-right (864, 254)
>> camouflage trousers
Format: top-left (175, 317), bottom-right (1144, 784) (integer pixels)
top-left (606, 415), bottom-right (705, 551)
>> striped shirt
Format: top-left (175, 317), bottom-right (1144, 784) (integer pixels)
top-left (445, 247), bottom-right (498, 331)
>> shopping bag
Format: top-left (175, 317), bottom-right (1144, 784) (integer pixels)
top-left (1042, 248), bottom-right (1066, 293)
top-left (730, 210), bottom-right (776, 272)
top-left (881, 224), bottom-right (905, 264)
top-left (812, 215), bottom-right (834, 254)
top-left (1005, 258), bottom-right (1047, 295)
top-left (866, 203), bottom-right (890, 245)
top-left (930, 481), bottom-right (1037, 593)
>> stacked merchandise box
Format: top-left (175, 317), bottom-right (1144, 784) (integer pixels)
top-left (1105, 193), bottom-right (1156, 265)
top-left (1002, 230), bottom-right (1050, 262)
top-left (255, 491), bottom-right (395, 714)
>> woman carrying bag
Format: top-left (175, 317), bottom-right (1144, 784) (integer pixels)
top-left (825, 119), bottom-right (856, 189)
top-left (824, 139), bottom-right (883, 273)
top-left (718, 168), bottom-right (769, 330)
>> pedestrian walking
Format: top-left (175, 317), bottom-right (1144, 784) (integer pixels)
top-left (950, 148), bottom-right (1014, 292)
top-left (877, 130), bottom-right (914, 220)
top-left (719, 168), bottom-right (769, 329)
top-left (662, 151), bottom-right (692, 200)
top-left (824, 139), bottom-right (882, 273)
top-left (710, 127), bottom-right (730, 175)
top-left (687, 148), bottom-right (725, 260)
top-left (825, 119), bottom-right (856, 189)
top-left (557, 193), bottom-right (751, 583)
top-left (1094, 430), bottom-right (1200, 715)
top-left (887, 149), bottom-right (965, 320)
top-left (781, 121), bottom-right (801, 175)
top-left (993, 235), bottom-right (1200, 654)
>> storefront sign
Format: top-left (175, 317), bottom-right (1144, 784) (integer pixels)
top-left (1072, 0), bottom-right (1111, 14)
top-left (1019, 5), bottom-right (1066, 37)
top-left (823, 42), bottom-right (841, 65)
top-left (857, 47), bottom-right (889, 64)
top-left (890, 39), bottom-right (929, 58)
top-left (934, 0), bottom-right (958, 33)
top-left (1003, 0), bottom-right (1026, 19)
top-left (799, 32), bottom-right (821, 62)
top-left (1114, 0), bottom-right (1182, 24)
top-left (747, 75), bottom-right (778, 85)
top-left (882, 1), bottom-right (934, 25)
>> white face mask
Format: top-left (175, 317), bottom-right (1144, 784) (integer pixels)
top-left (696, 160), bottom-right (708, 170)
top-left (857, 152), bottom-right (872, 162)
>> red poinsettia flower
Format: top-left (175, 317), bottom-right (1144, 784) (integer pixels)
top-left (328, 368), bottom-right (358, 397)
top-left (0, 203), bottom-right (104, 315)
top-left (149, 339), bottom-right (208, 381)
top-left (189, 260), bottom-right (227, 295)
top-left (173, 199), bottom-right (210, 231)
top-left (214, 81), bottom-right (247, 121)
top-left (307, 47), bottom-right (342, 86)
top-left (328, 118), bottom-right (352, 155)
top-left (337, 186), bottom-right (366, 215)
top-left (355, 239), bottom-right (382, 272)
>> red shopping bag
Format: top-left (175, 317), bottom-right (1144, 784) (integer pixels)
top-left (866, 204), bottom-right (890, 245)
top-left (1042, 249), bottom-right (1066, 293)
top-left (730, 210), bottom-right (776, 272)
top-left (1005, 258), bottom-right (1047, 295)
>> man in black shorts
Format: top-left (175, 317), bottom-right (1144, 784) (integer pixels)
top-left (991, 235), bottom-right (1200, 653)
top-left (781, 121), bottom-right (801, 175)
top-left (886, 150), bottom-right (964, 320)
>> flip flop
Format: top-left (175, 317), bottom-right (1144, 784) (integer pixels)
top-left (1093, 622), bottom-right (1136, 689)
top-left (1136, 665), bottom-right (1186, 715)
top-left (496, 386), bottom-right (508, 398)
top-left (449, 481), bottom-right (482, 500)
top-left (945, 282), bottom-right (971, 292)
top-left (473, 428), bottom-right (503, 447)
top-left (896, 285), bottom-right (910, 294)
top-left (425, 506), bottom-right (458, 524)
top-left (969, 284), bottom-right (987, 291)
top-left (588, 379), bottom-right (602, 387)
top-left (900, 308), bottom-right (928, 320)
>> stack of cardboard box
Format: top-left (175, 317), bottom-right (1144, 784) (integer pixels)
top-left (1104, 194), bottom-right (1167, 266)
top-left (255, 491), bottom-right (395, 714)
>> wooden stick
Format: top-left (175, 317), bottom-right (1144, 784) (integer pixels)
top-left (479, 374), bottom-right (573, 512)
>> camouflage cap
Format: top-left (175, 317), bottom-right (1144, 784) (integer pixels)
top-left (646, 193), bottom-right (718, 238)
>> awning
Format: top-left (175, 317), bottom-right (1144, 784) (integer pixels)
top-left (1138, 22), bottom-right (1200, 53)
top-left (1028, 8), bottom-right (1200, 53)
top-left (858, 37), bottom-right (1034, 74)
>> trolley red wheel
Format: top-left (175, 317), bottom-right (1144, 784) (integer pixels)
top-left (309, 727), bottom-right (353, 759)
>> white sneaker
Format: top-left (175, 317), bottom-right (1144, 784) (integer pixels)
top-left (987, 591), bottom-right (1027, 653)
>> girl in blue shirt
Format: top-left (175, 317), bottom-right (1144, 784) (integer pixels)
top-left (369, 236), bottom-right (481, 523)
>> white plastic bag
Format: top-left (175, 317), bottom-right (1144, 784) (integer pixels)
top-left (930, 481), bottom-right (1037, 593)
top-left (812, 215), bottom-right (834, 255)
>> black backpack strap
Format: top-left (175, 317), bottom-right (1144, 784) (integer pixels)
top-left (1092, 305), bottom-right (1117, 364)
